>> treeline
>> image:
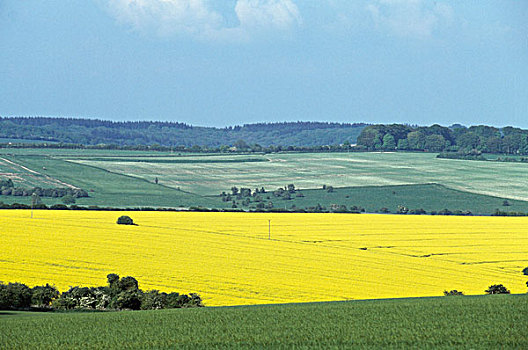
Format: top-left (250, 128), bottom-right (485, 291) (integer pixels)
top-left (0, 117), bottom-right (366, 148)
top-left (2, 201), bottom-right (521, 216)
top-left (356, 124), bottom-right (528, 154)
top-left (0, 274), bottom-right (202, 311)
top-left (0, 141), bottom-right (366, 154)
top-left (0, 179), bottom-right (88, 198)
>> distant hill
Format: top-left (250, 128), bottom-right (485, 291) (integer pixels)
top-left (0, 117), bottom-right (367, 147)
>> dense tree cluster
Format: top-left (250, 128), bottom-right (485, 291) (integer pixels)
top-left (0, 274), bottom-right (202, 311)
top-left (0, 117), bottom-right (366, 148)
top-left (356, 124), bottom-right (528, 154)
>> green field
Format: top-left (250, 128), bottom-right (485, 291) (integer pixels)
top-left (1, 149), bottom-right (528, 213)
top-left (1, 295), bottom-right (526, 349)
top-left (0, 155), bottom-right (216, 208)
top-left (285, 183), bottom-right (528, 214)
top-left (69, 151), bottom-right (528, 200)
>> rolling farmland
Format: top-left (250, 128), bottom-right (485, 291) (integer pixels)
top-left (68, 151), bottom-right (528, 200)
top-left (2, 149), bottom-right (528, 213)
top-left (1, 210), bottom-right (526, 306)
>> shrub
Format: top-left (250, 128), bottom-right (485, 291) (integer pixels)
top-left (31, 284), bottom-right (59, 307)
top-left (52, 286), bottom-right (110, 310)
top-left (409, 208), bottom-right (426, 215)
top-left (117, 276), bottom-right (139, 292)
top-left (50, 204), bottom-right (68, 210)
top-left (485, 284), bottom-right (510, 294)
top-left (1, 274), bottom-right (202, 311)
top-left (117, 215), bottom-right (134, 225)
top-left (62, 195), bottom-right (76, 204)
top-left (397, 205), bottom-right (409, 214)
top-left (110, 290), bottom-right (143, 310)
top-left (443, 290), bottom-right (464, 296)
top-left (141, 290), bottom-right (167, 310)
top-left (0, 283), bottom-right (32, 310)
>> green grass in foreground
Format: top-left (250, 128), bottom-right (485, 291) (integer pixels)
top-left (1, 295), bottom-right (527, 349)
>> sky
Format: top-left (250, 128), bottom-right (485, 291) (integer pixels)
top-left (0, 0), bottom-right (527, 128)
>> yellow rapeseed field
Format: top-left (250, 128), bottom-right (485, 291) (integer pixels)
top-left (1, 210), bottom-right (527, 306)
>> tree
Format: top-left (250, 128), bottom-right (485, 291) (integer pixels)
top-left (117, 216), bottom-right (135, 225)
top-left (31, 284), bottom-right (59, 307)
top-left (234, 139), bottom-right (249, 150)
top-left (0, 283), bottom-right (32, 310)
top-left (117, 276), bottom-right (139, 291)
top-left (107, 273), bottom-right (120, 288)
top-left (443, 290), bottom-right (464, 296)
top-left (356, 127), bottom-right (383, 150)
top-left (62, 195), bottom-right (76, 205)
top-left (485, 284), bottom-right (510, 294)
top-left (397, 138), bottom-right (409, 150)
top-left (111, 289), bottom-right (142, 310)
top-left (382, 134), bottom-right (396, 150)
top-left (456, 132), bottom-right (480, 151)
top-left (424, 134), bottom-right (446, 152)
top-left (407, 131), bottom-right (426, 150)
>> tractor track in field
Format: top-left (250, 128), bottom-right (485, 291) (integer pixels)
top-left (0, 157), bottom-right (80, 189)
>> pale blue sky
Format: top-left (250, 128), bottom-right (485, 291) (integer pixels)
top-left (1, 1), bottom-right (526, 127)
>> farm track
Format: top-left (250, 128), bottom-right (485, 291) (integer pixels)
top-left (0, 157), bottom-right (79, 189)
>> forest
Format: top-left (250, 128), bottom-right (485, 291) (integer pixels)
top-left (0, 117), bottom-right (366, 148)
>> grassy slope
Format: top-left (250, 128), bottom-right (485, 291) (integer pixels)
top-left (1, 295), bottom-right (527, 349)
top-left (5, 155), bottom-right (221, 208)
top-left (3, 150), bottom-right (528, 213)
top-left (283, 183), bottom-right (527, 215)
top-left (72, 151), bottom-right (528, 201)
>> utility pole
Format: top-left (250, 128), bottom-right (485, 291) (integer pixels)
top-left (30, 193), bottom-right (37, 219)
top-left (268, 219), bottom-right (271, 240)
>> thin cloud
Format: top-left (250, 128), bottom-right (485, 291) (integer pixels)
top-left (366, 0), bottom-right (454, 38)
top-left (235, 0), bottom-right (302, 31)
top-left (103, 0), bottom-right (302, 40)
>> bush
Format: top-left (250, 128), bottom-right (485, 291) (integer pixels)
top-left (31, 284), bottom-right (59, 307)
top-left (397, 205), bottom-right (409, 214)
top-left (110, 290), bottom-right (143, 310)
top-left (1, 274), bottom-right (202, 311)
top-left (0, 283), bottom-right (32, 310)
top-left (485, 284), bottom-right (510, 294)
top-left (50, 204), bottom-right (68, 210)
top-left (62, 195), bottom-right (76, 204)
top-left (141, 290), bottom-right (167, 310)
top-left (117, 215), bottom-right (134, 225)
top-left (443, 290), bottom-right (464, 296)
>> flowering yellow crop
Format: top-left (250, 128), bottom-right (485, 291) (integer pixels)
top-left (1, 210), bottom-right (526, 306)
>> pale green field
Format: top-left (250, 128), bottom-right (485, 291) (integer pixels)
top-left (72, 152), bottom-right (528, 200)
